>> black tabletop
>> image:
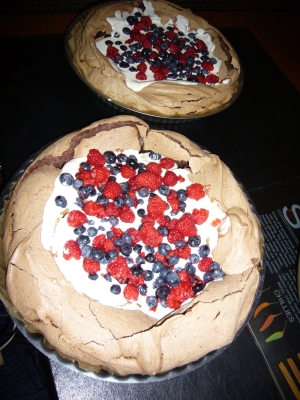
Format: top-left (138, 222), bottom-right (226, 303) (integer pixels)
top-left (0, 27), bottom-right (299, 399)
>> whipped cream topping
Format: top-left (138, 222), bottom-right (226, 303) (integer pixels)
top-left (96, 0), bottom-right (222, 92)
top-left (41, 150), bottom-right (229, 320)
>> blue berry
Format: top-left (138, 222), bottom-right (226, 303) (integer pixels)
top-left (185, 263), bottom-right (196, 275)
top-left (123, 195), bottom-right (135, 207)
top-left (122, 27), bottom-right (131, 35)
top-left (122, 232), bottom-right (132, 245)
top-left (157, 226), bottom-right (169, 236)
top-left (114, 196), bottom-right (124, 208)
top-left (167, 255), bottom-right (179, 266)
top-left (87, 227), bottom-right (98, 237)
top-left (203, 272), bottom-right (213, 283)
top-left (120, 182), bottom-right (130, 194)
top-left (120, 244), bottom-right (132, 256)
top-left (76, 235), bottom-right (90, 248)
top-left (146, 296), bottom-right (158, 309)
top-left (137, 209), bottom-right (145, 217)
top-left (131, 265), bottom-right (143, 276)
top-left (188, 235), bottom-right (201, 247)
top-left (55, 195), bottom-right (67, 208)
top-left (138, 188), bottom-right (150, 197)
top-left (149, 151), bottom-right (161, 160)
top-left (88, 274), bottom-right (98, 281)
top-left (78, 186), bottom-right (90, 200)
top-left (109, 216), bottom-right (119, 226)
top-left (133, 244), bottom-right (142, 253)
top-left (75, 197), bottom-right (84, 207)
top-left (143, 270), bottom-right (154, 281)
top-left (175, 240), bottom-right (186, 249)
top-left (189, 253), bottom-right (200, 264)
top-left (136, 255), bottom-right (146, 265)
top-left (210, 261), bottom-right (221, 272)
top-left (199, 245), bottom-right (210, 258)
top-left (152, 261), bottom-right (164, 273)
top-left (155, 286), bottom-right (170, 299)
top-left (59, 172), bottom-right (74, 186)
top-left (74, 225), bottom-right (86, 235)
top-left (192, 282), bottom-right (205, 293)
top-left (153, 276), bottom-right (165, 288)
top-left (158, 185), bottom-right (171, 196)
top-left (126, 15), bottom-right (138, 25)
top-left (110, 284), bottom-right (121, 295)
top-left (106, 231), bottom-right (114, 238)
top-left (73, 178), bottom-right (83, 189)
top-left (117, 153), bottom-right (128, 163)
top-left (211, 269), bottom-right (224, 281)
top-left (105, 40), bottom-right (113, 46)
top-left (158, 243), bottom-right (171, 256)
top-left (165, 271), bottom-right (180, 287)
top-left (104, 273), bottom-right (112, 281)
top-left (138, 284), bottom-right (148, 296)
top-left (145, 245), bottom-right (154, 253)
top-left (79, 162), bottom-right (91, 171)
top-left (90, 248), bottom-right (104, 262)
top-left (145, 253), bottom-right (155, 263)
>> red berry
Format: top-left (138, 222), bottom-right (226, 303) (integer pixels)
top-left (104, 202), bottom-right (120, 217)
top-left (141, 16), bottom-right (152, 27)
top-left (136, 72), bottom-right (147, 81)
top-left (67, 210), bottom-right (88, 227)
top-left (103, 180), bottom-right (122, 199)
top-left (83, 258), bottom-right (100, 274)
top-left (186, 183), bottom-right (205, 200)
top-left (92, 234), bottom-right (106, 250)
top-left (134, 171), bottom-right (162, 192)
top-left (90, 166), bottom-right (111, 186)
top-left (195, 40), bottom-right (208, 50)
top-left (63, 240), bottom-right (81, 260)
top-left (146, 162), bottom-right (162, 175)
top-left (124, 284), bottom-right (139, 301)
top-left (163, 171), bottom-right (178, 186)
top-left (198, 257), bottom-right (213, 272)
top-left (175, 213), bottom-right (197, 237)
top-left (87, 149), bottom-right (106, 167)
top-left (206, 74), bottom-right (219, 84)
top-left (137, 63), bottom-right (147, 73)
top-left (196, 75), bottom-right (206, 84)
top-left (168, 198), bottom-right (179, 213)
top-left (201, 61), bottom-right (214, 72)
top-left (140, 223), bottom-right (163, 247)
top-left (84, 201), bottom-right (105, 218)
top-left (153, 71), bottom-right (167, 81)
top-left (119, 205), bottom-right (135, 223)
top-left (147, 195), bottom-right (167, 217)
top-left (107, 256), bottom-right (132, 284)
top-left (120, 164), bottom-right (136, 179)
top-left (192, 208), bottom-right (209, 224)
top-left (167, 228), bottom-right (184, 244)
top-left (159, 157), bottom-right (175, 169)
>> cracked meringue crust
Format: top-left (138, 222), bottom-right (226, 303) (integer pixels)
top-left (67, 0), bottom-right (241, 117)
top-left (2, 116), bottom-right (262, 376)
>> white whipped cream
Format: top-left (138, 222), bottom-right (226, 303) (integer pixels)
top-left (96, 0), bottom-right (222, 92)
top-left (41, 150), bottom-right (229, 320)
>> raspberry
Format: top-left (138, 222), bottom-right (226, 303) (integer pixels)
top-left (107, 256), bottom-right (132, 284)
top-left (134, 21), bottom-right (147, 31)
top-left (159, 157), bottom-right (175, 169)
top-left (169, 43), bottom-right (181, 53)
top-left (120, 165), bottom-right (136, 179)
top-left (163, 171), bottom-right (178, 186)
top-left (195, 40), bottom-right (207, 50)
top-left (140, 223), bottom-right (163, 247)
top-left (67, 210), bottom-right (88, 227)
top-left (87, 149), bottom-right (106, 167)
top-left (175, 213), bottom-right (197, 237)
top-left (196, 75), bottom-right (206, 84)
top-left (165, 30), bottom-right (177, 40)
top-left (119, 205), bottom-right (135, 223)
top-left (168, 198), bottom-right (179, 213)
top-left (186, 183), bottom-right (205, 200)
top-left (92, 234), bottom-right (106, 250)
top-left (201, 61), bottom-right (214, 72)
top-left (83, 258), bottom-right (100, 274)
top-left (142, 40), bottom-right (152, 50)
top-left (106, 45), bottom-right (119, 59)
top-left (111, 226), bottom-right (123, 238)
top-left (123, 283), bottom-right (139, 301)
top-left (177, 244), bottom-right (191, 260)
top-left (154, 71), bottom-right (167, 81)
top-left (84, 201), bottom-right (105, 218)
top-left (198, 257), bottom-right (213, 272)
top-left (146, 162), bottom-right (162, 176)
top-left (136, 72), bottom-right (147, 81)
top-left (141, 215), bottom-right (155, 225)
top-left (134, 171), bottom-right (162, 192)
top-left (167, 228), bottom-right (184, 244)
top-left (63, 240), bottom-right (81, 260)
top-left (141, 16), bottom-right (152, 27)
top-left (192, 208), bottom-right (209, 225)
top-left (103, 180), bottom-right (122, 199)
top-left (90, 166), bottom-right (111, 186)
top-left (75, 170), bottom-right (93, 186)
top-left (126, 227), bottom-right (141, 244)
top-left (147, 195), bottom-right (167, 218)
top-left (103, 237), bottom-right (118, 252)
top-left (206, 74), bottom-right (219, 84)
top-left (104, 202), bottom-right (120, 217)
top-left (137, 63), bottom-right (147, 73)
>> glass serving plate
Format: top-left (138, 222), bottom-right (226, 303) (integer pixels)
top-left (64, 5), bottom-right (244, 124)
top-left (0, 141), bottom-right (264, 383)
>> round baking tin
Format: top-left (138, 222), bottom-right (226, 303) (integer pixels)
top-left (64, 4), bottom-right (243, 124)
top-left (0, 139), bottom-right (265, 383)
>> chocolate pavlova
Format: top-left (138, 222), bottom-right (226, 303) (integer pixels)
top-left (67, 0), bottom-right (241, 118)
top-left (0, 116), bottom-right (262, 376)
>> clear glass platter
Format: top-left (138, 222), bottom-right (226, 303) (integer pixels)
top-left (0, 141), bottom-right (264, 383)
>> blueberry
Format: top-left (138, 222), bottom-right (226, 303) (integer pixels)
top-left (117, 153), bottom-right (128, 163)
top-left (158, 243), bottom-right (171, 256)
top-left (175, 240), bottom-right (186, 249)
top-left (137, 208), bottom-right (145, 217)
top-left (74, 225), bottom-right (86, 235)
top-left (146, 296), bottom-right (158, 308)
top-left (138, 188), bottom-right (150, 198)
top-left (110, 284), bottom-right (121, 295)
top-left (149, 151), bottom-right (161, 160)
top-left (153, 276), bottom-right (165, 288)
top-left (59, 172), bottom-right (74, 186)
top-left (120, 182), bottom-right (130, 194)
top-left (126, 15), bottom-right (138, 25)
top-left (157, 226), bottom-right (169, 237)
top-left (159, 267), bottom-right (171, 279)
top-left (160, 42), bottom-right (169, 50)
top-left (167, 255), bottom-right (179, 266)
top-left (79, 162), bottom-right (91, 171)
top-left (75, 197), bottom-right (84, 207)
top-left (78, 186), bottom-right (90, 200)
top-left (210, 262), bottom-right (221, 272)
top-left (131, 265), bottom-right (143, 276)
top-left (76, 235), bottom-right (90, 248)
top-left (155, 285), bottom-right (170, 300)
top-left (138, 284), bottom-right (148, 296)
top-left (104, 273), bottom-right (112, 282)
top-left (185, 263), bottom-right (196, 275)
top-left (122, 232), bottom-right (132, 245)
top-left (114, 237), bottom-right (124, 247)
top-left (143, 270), bottom-right (154, 281)
top-left (122, 27), bottom-right (131, 35)
top-left (188, 32), bottom-right (196, 39)
top-left (188, 235), bottom-right (201, 247)
top-left (105, 39), bottom-right (113, 46)
top-left (88, 273), bottom-right (99, 281)
top-left (81, 245), bottom-right (92, 258)
top-left (120, 44), bottom-right (128, 51)
top-left (158, 185), bottom-right (170, 196)
top-left (120, 244), bottom-right (132, 256)
top-left (106, 250), bottom-right (118, 262)
top-left (192, 282), bottom-right (205, 293)
top-left (73, 178), bottom-right (83, 190)
top-left (106, 231), bottom-right (114, 238)
top-left (178, 201), bottom-right (186, 211)
top-left (109, 216), bottom-right (119, 226)
top-left (165, 271), bottom-right (180, 287)
top-left (133, 244), bottom-right (142, 253)
top-left (119, 61), bottom-right (130, 68)
top-left (55, 195), bottom-right (67, 208)
top-left (87, 227), bottom-right (98, 237)
top-left (210, 57), bottom-right (217, 64)
top-left (199, 244), bottom-right (210, 258)
top-left (110, 166), bottom-right (120, 175)
top-left (203, 272), bottom-right (213, 283)
top-left (201, 68), bottom-right (208, 75)
top-left (152, 261), bottom-right (164, 273)
top-left (145, 253), bottom-right (156, 263)
top-left (114, 196), bottom-right (124, 208)
top-left (123, 195), bottom-right (135, 207)
top-left (211, 269), bottom-right (224, 281)
top-left (189, 253), bottom-right (200, 264)
top-left (126, 157), bottom-right (138, 169)
top-left (136, 255), bottom-right (146, 265)
top-left (129, 65), bottom-right (136, 72)
top-left (160, 299), bottom-right (168, 308)
top-left (90, 248), bottom-right (104, 262)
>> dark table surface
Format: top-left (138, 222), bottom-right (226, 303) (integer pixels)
top-left (0, 27), bottom-right (299, 399)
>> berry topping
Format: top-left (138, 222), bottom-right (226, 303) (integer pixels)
top-left (186, 183), bottom-right (205, 200)
top-left (87, 149), bottom-right (106, 167)
top-left (67, 210), bottom-right (88, 227)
